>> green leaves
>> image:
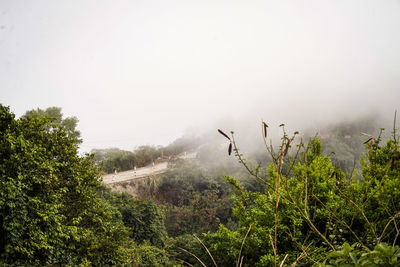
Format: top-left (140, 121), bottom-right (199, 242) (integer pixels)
top-left (198, 121), bottom-right (400, 266)
top-left (22, 107), bottom-right (82, 144)
top-left (0, 105), bottom-right (132, 266)
top-left (322, 242), bottom-right (400, 267)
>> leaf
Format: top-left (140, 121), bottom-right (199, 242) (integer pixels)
top-left (262, 122), bottom-right (268, 138)
top-left (328, 251), bottom-right (343, 258)
top-left (342, 242), bottom-right (352, 253)
top-left (349, 252), bottom-right (357, 263)
top-left (218, 129), bottom-right (231, 141)
top-left (228, 143), bottom-right (232, 156)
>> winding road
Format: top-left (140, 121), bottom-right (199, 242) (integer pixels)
top-left (102, 152), bottom-right (197, 184)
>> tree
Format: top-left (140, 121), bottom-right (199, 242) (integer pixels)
top-left (91, 145), bottom-right (163, 173)
top-left (23, 106), bottom-right (82, 144)
top-left (100, 187), bottom-right (167, 248)
top-left (0, 105), bottom-right (131, 266)
top-left (154, 162), bottom-right (234, 237)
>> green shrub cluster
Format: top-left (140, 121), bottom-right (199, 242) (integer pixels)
top-left (155, 162), bottom-right (234, 237)
top-left (177, 124), bottom-right (400, 266)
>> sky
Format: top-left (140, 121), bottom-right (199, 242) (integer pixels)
top-left (1, 0), bottom-right (400, 152)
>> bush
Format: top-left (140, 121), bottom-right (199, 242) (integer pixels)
top-left (181, 123), bottom-right (400, 266)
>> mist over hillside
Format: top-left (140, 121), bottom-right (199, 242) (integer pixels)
top-left (2, 0), bottom-right (400, 152)
top-left (2, 0), bottom-right (400, 265)
top-left (91, 109), bottom-right (398, 180)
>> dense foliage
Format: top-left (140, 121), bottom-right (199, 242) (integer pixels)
top-left (2, 103), bottom-right (399, 266)
top-left (22, 106), bottom-right (82, 144)
top-left (0, 105), bottom-right (132, 265)
top-left (175, 124), bottom-right (400, 266)
top-left (100, 186), bottom-right (167, 247)
top-left (154, 161), bottom-right (234, 237)
top-left (0, 105), bottom-right (174, 266)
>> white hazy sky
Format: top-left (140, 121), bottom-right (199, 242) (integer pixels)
top-left (1, 0), bottom-right (400, 151)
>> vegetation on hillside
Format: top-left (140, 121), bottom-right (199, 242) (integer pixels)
top-left (0, 105), bottom-right (172, 266)
top-left (0, 105), bottom-right (130, 265)
top-left (174, 121), bottom-right (400, 266)
top-left (1, 104), bottom-right (399, 266)
top-left (92, 135), bottom-right (202, 174)
top-left (152, 161), bottom-right (235, 237)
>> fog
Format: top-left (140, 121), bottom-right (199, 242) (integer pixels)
top-left (1, 0), bottom-right (399, 152)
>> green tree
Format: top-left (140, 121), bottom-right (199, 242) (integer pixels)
top-left (92, 145), bottom-right (163, 173)
top-left (23, 106), bottom-right (82, 144)
top-left (100, 187), bottom-right (167, 248)
top-left (0, 105), bottom-right (131, 266)
top-left (155, 162), bottom-right (233, 237)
